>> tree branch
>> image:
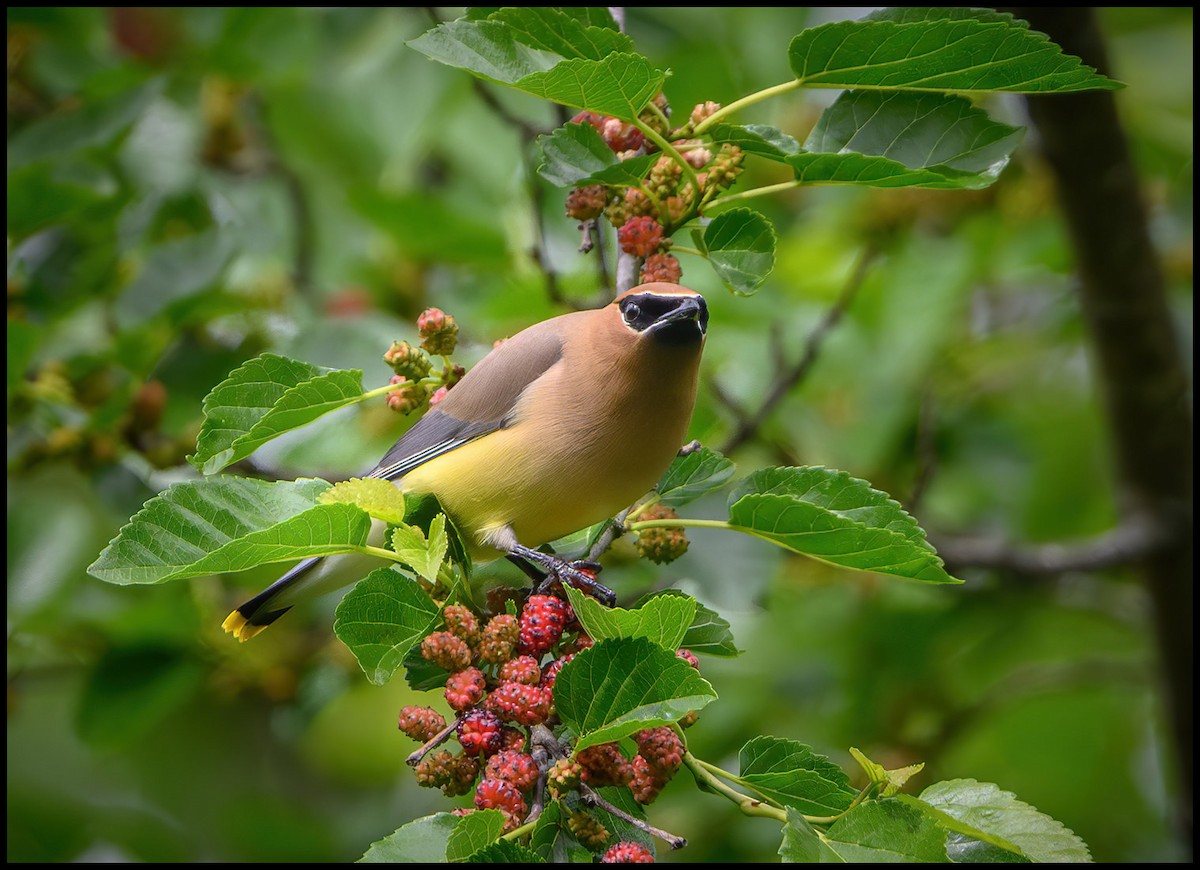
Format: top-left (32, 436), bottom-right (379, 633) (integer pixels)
top-left (1004, 6), bottom-right (1193, 844)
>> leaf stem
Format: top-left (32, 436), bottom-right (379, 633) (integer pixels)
top-left (361, 383), bottom-right (398, 402)
top-left (682, 752), bottom-right (787, 822)
top-left (708, 180), bottom-right (804, 210)
top-left (669, 244), bottom-right (705, 258)
top-left (358, 544), bottom-right (406, 563)
top-left (633, 118), bottom-right (701, 201)
top-left (693, 79), bottom-right (803, 134)
top-left (625, 518), bottom-right (733, 533)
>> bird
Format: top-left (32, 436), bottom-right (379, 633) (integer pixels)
top-left (222, 281), bottom-right (709, 640)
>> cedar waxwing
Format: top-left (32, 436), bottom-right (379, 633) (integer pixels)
top-left (223, 282), bottom-right (708, 640)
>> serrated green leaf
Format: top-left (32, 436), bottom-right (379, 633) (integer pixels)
top-left (334, 568), bottom-right (442, 686)
top-left (359, 813), bottom-right (458, 863)
top-left (484, 7), bottom-right (633, 60)
top-left (410, 19), bottom-right (664, 120)
top-left (655, 445), bottom-right (736, 507)
top-left (707, 123), bottom-right (803, 162)
top-left (916, 779), bottom-right (1093, 863)
top-left (821, 799), bottom-right (950, 863)
top-left (390, 515), bottom-right (449, 584)
top-left (320, 477), bottom-right (407, 525)
top-left (702, 208), bottom-right (776, 295)
top-left (562, 585), bottom-right (695, 651)
top-left (727, 466), bottom-right (960, 585)
top-left (739, 736), bottom-right (856, 816)
top-left (779, 807), bottom-right (822, 863)
top-left (518, 53), bottom-right (666, 121)
top-left (787, 90), bottom-right (1024, 190)
top-left (788, 15), bottom-right (1121, 93)
top-left (403, 492), bottom-right (472, 575)
top-left (408, 18), bottom-right (562, 85)
top-left (648, 590), bottom-right (742, 656)
top-left (447, 809), bottom-right (505, 862)
top-left (87, 477), bottom-right (377, 585)
top-left (537, 122), bottom-right (657, 188)
top-left (850, 747), bottom-right (925, 798)
top-left (468, 841), bottom-right (546, 863)
top-left (556, 637), bottom-right (716, 751)
top-left (190, 354), bottom-right (371, 475)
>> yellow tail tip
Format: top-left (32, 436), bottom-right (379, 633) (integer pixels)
top-left (222, 610), bottom-right (269, 642)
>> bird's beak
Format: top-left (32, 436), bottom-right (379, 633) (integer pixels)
top-left (647, 295), bottom-right (708, 336)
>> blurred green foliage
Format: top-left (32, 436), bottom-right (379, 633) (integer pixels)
top-left (7, 7), bottom-right (1191, 863)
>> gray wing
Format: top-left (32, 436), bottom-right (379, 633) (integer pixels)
top-left (368, 320), bottom-right (567, 481)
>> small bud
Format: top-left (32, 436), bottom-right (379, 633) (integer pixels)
top-left (383, 340), bottom-right (432, 380)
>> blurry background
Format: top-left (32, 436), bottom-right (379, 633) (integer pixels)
top-left (7, 7), bottom-right (1192, 863)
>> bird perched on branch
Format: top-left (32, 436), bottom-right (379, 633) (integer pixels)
top-left (223, 282), bottom-right (708, 640)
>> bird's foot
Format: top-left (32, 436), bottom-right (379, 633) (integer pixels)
top-left (536, 559), bottom-right (615, 607)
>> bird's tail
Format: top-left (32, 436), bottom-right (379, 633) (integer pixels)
top-left (222, 557), bottom-right (321, 642)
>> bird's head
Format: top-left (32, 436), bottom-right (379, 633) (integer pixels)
top-left (614, 282), bottom-right (708, 347)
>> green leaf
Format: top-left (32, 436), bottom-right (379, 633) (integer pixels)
top-left (404, 493), bottom-right (473, 576)
top-left (727, 466), bottom-right (960, 585)
top-left (359, 813), bottom-right (458, 863)
top-left (467, 841), bottom-right (546, 863)
top-left (518, 53), bottom-right (667, 120)
top-left (334, 567), bottom-right (442, 686)
top-left (555, 637), bottom-right (716, 751)
top-left (87, 477), bottom-right (377, 585)
top-left (409, 19), bottom-right (664, 119)
top-left (484, 7), bottom-right (633, 60)
top-left (408, 18), bottom-right (562, 86)
top-left (648, 590), bottom-right (742, 657)
top-left (702, 208), bottom-right (776, 295)
top-left (850, 747), bottom-right (925, 798)
top-left (320, 478), bottom-right (407, 525)
top-left (707, 123), bottom-right (802, 162)
top-left (562, 585), bottom-right (696, 651)
top-left (787, 90), bottom-right (1024, 190)
top-left (389, 515), bottom-right (449, 585)
top-left (779, 807), bottom-right (822, 863)
top-left (788, 14), bottom-right (1121, 93)
top-left (655, 445), bottom-right (736, 507)
top-left (820, 799), bottom-right (950, 863)
top-left (190, 354), bottom-right (368, 474)
top-left (738, 736), bottom-right (857, 817)
top-left (537, 122), bottom-right (657, 188)
top-left (446, 809), bottom-right (504, 862)
top-left (916, 779), bottom-right (1092, 863)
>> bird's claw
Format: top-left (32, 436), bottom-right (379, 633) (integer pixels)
top-left (536, 559), bottom-right (615, 607)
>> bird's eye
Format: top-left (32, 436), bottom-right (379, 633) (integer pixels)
top-left (623, 302), bottom-right (642, 324)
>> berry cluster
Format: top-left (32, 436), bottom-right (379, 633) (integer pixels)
top-left (561, 93), bottom-right (751, 288)
top-left (633, 503), bottom-right (690, 564)
top-left (397, 589), bottom-right (699, 856)
top-left (384, 308), bottom-right (465, 416)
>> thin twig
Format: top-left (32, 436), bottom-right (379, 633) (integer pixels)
top-left (405, 718), bottom-right (458, 767)
top-left (587, 508), bottom-right (631, 563)
top-left (580, 784), bottom-right (688, 849)
top-left (932, 514), bottom-right (1165, 576)
top-left (719, 245), bottom-right (879, 455)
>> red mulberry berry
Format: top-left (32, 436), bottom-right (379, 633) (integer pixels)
top-left (398, 705), bottom-right (446, 742)
top-left (386, 375), bottom-right (427, 415)
top-left (540, 653), bottom-right (574, 689)
top-left (566, 185), bottom-right (608, 221)
top-left (518, 594), bottom-right (571, 656)
top-left (633, 727), bottom-right (683, 779)
top-left (577, 742), bottom-right (634, 788)
top-left (484, 750), bottom-right (540, 792)
top-left (421, 631), bottom-right (473, 672)
top-left (457, 709), bottom-right (504, 757)
top-left (639, 252), bottom-right (682, 284)
top-left (474, 777), bottom-right (527, 818)
top-left (499, 655), bottom-right (542, 686)
top-left (630, 754), bottom-right (669, 805)
top-left (500, 727), bottom-right (527, 753)
top-left (444, 667), bottom-right (487, 712)
top-left (618, 216), bottom-right (665, 258)
top-left (414, 749), bottom-right (458, 789)
top-left (601, 841), bottom-right (655, 863)
top-left (487, 681), bottom-right (552, 727)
